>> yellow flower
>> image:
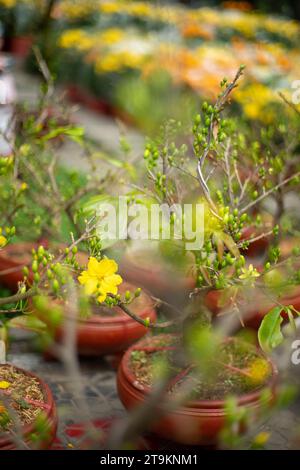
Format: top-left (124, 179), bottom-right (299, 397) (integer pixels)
top-left (78, 257), bottom-right (122, 303)
top-left (0, 0), bottom-right (16, 8)
top-left (58, 29), bottom-right (93, 52)
top-left (253, 431), bottom-right (270, 446)
top-left (0, 236), bottom-right (7, 248)
top-left (239, 264), bottom-right (260, 281)
top-left (246, 358), bottom-right (271, 385)
top-left (0, 381), bottom-right (10, 389)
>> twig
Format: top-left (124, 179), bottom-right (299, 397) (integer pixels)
top-left (240, 171), bottom-right (300, 213)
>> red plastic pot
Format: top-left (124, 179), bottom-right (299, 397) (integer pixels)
top-left (0, 365), bottom-right (57, 450)
top-left (40, 281), bottom-right (157, 356)
top-left (117, 335), bottom-right (277, 446)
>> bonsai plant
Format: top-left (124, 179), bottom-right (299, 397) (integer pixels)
top-left (0, 63), bottom-right (158, 359)
top-left (96, 66), bottom-right (300, 446)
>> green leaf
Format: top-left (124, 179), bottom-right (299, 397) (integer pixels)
top-left (258, 306), bottom-right (284, 353)
top-left (286, 307), bottom-right (296, 333)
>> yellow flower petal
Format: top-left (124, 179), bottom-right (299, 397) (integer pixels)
top-left (0, 381), bottom-right (10, 389)
top-left (96, 258), bottom-right (118, 277)
top-left (78, 270), bottom-right (90, 284)
top-left (104, 274), bottom-right (123, 286)
top-left (87, 257), bottom-right (102, 277)
top-left (0, 236), bottom-right (7, 248)
top-left (100, 281), bottom-right (118, 296)
top-left (83, 278), bottom-right (98, 296)
top-left (97, 292), bottom-right (107, 303)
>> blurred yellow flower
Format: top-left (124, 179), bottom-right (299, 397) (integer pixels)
top-left (78, 257), bottom-right (122, 303)
top-left (0, 235), bottom-right (7, 248)
top-left (235, 83), bottom-right (277, 121)
top-left (98, 28), bottom-right (124, 45)
top-left (58, 29), bottom-right (94, 52)
top-left (0, 0), bottom-right (16, 8)
top-left (239, 264), bottom-right (260, 281)
top-left (253, 431), bottom-right (270, 446)
top-left (246, 358), bottom-right (271, 385)
top-left (0, 381), bottom-right (10, 389)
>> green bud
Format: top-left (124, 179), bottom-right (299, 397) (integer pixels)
top-left (32, 260), bottom-right (38, 273)
top-left (23, 266), bottom-right (29, 276)
top-left (52, 279), bottom-right (59, 293)
top-left (125, 291), bottom-right (131, 302)
top-left (47, 269), bottom-right (53, 280)
top-left (134, 288), bottom-right (142, 297)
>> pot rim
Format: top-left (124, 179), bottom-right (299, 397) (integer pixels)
top-left (34, 283), bottom-right (156, 326)
top-left (0, 363), bottom-right (56, 447)
top-left (119, 334), bottom-right (278, 410)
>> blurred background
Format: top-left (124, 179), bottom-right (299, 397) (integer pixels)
top-left (0, 0), bottom-right (299, 134)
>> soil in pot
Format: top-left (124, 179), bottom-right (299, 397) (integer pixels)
top-left (36, 281), bottom-right (157, 357)
top-left (117, 334), bottom-right (277, 446)
top-left (0, 364), bottom-right (57, 449)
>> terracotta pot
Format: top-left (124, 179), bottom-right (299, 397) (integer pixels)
top-left (117, 335), bottom-right (277, 446)
top-left (240, 226), bottom-right (270, 258)
top-left (279, 237), bottom-right (300, 259)
top-left (0, 365), bottom-right (57, 449)
top-left (38, 281), bottom-right (157, 356)
top-left (119, 249), bottom-right (195, 302)
top-left (0, 242), bottom-right (88, 292)
top-left (66, 85), bottom-right (133, 124)
top-left (205, 284), bottom-right (300, 330)
top-left (10, 36), bottom-right (33, 58)
top-left (0, 242), bottom-right (36, 291)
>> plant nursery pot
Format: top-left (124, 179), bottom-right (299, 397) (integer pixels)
top-left (39, 281), bottom-right (157, 356)
top-left (10, 36), bottom-right (33, 58)
top-left (119, 249), bottom-right (195, 302)
top-left (240, 226), bottom-right (270, 258)
top-left (0, 242), bottom-right (88, 292)
top-left (0, 365), bottom-right (57, 450)
top-left (117, 335), bottom-right (277, 446)
top-left (0, 242), bottom-right (36, 290)
top-left (279, 237), bottom-right (300, 259)
top-left (205, 284), bottom-right (300, 330)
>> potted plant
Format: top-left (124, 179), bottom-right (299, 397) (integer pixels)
top-left (0, 364), bottom-right (57, 450)
top-left (91, 67), bottom-right (300, 447)
top-left (117, 333), bottom-right (277, 446)
top-left (0, 242), bottom-right (57, 449)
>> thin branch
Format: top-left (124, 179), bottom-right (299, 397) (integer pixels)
top-left (240, 171), bottom-right (300, 213)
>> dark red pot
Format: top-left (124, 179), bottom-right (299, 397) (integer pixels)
top-left (10, 36), bottom-right (33, 58)
top-left (39, 282), bottom-right (157, 356)
top-left (0, 365), bottom-right (57, 450)
top-left (205, 285), bottom-right (300, 330)
top-left (240, 226), bottom-right (270, 258)
top-left (117, 335), bottom-right (277, 446)
top-left (0, 242), bottom-right (88, 292)
top-left (119, 250), bottom-right (195, 301)
top-left (0, 242), bottom-right (36, 291)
